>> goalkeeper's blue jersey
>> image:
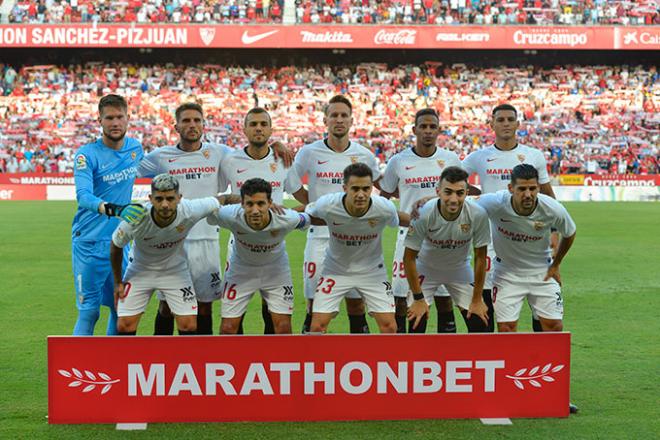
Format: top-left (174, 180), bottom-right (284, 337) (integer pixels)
top-left (71, 137), bottom-right (143, 241)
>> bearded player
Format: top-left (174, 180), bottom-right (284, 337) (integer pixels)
top-left (380, 108), bottom-right (462, 333)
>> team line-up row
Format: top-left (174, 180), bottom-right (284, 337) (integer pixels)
top-left (70, 94), bottom-right (575, 338)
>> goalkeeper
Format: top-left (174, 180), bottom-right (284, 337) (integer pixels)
top-left (71, 94), bottom-right (147, 335)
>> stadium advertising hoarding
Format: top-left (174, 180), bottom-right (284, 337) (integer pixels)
top-left (48, 334), bottom-right (570, 423)
top-left (0, 25), bottom-right (657, 50)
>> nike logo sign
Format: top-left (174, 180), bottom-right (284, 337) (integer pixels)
top-left (144, 236), bottom-right (156, 241)
top-left (317, 160), bottom-right (329, 165)
top-left (428, 228), bottom-right (441, 233)
top-left (487, 158), bottom-right (497, 162)
top-left (237, 169), bottom-right (248, 174)
top-left (100, 163), bottom-right (112, 170)
top-left (241, 30), bottom-right (279, 45)
top-left (168, 158), bottom-right (178, 163)
top-left (332, 222), bottom-right (344, 226)
top-left (500, 218), bottom-right (513, 223)
top-left (405, 166), bottom-right (416, 170)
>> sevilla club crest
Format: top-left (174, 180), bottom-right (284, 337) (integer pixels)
top-left (460, 224), bottom-right (470, 233)
top-left (199, 28), bottom-right (216, 46)
top-left (270, 162), bottom-right (278, 173)
top-left (437, 160), bottom-right (445, 168)
top-left (517, 154), bottom-right (526, 163)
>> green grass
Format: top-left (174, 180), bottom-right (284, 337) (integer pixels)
top-left (1, 201), bottom-right (659, 439)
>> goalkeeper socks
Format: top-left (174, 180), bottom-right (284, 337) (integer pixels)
top-left (302, 313), bottom-right (313, 334)
top-left (348, 314), bottom-right (370, 334)
top-left (437, 310), bottom-right (457, 333)
top-left (408, 316), bottom-right (428, 334)
top-left (532, 318), bottom-right (543, 332)
top-left (73, 309), bottom-right (100, 336)
top-left (117, 330), bottom-right (136, 336)
top-left (482, 289), bottom-right (496, 333)
top-left (196, 314), bottom-right (213, 335)
top-left (154, 311), bottom-right (175, 335)
top-left (106, 307), bottom-right (118, 336)
top-left (178, 330), bottom-right (196, 335)
top-left (262, 303), bottom-right (275, 335)
top-left (395, 314), bottom-right (407, 334)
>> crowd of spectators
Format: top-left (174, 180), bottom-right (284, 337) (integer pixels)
top-left (7, 0), bottom-right (659, 25)
top-left (0, 61), bottom-right (658, 175)
top-left (9, 0), bottom-right (284, 24)
top-left (295, 0), bottom-right (659, 26)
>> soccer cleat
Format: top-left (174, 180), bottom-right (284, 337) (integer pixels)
top-left (569, 403), bottom-right (579, 414)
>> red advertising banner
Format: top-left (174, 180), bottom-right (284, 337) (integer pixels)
top-left (0, 184), bottom-right (47, 200)
top-left (583, 174), bottom-right (660, 186)
top-left (48, 334), bottom-right (571, 424)
top-left (0, 24), bottom-right (654, 50)
top-left (0, 173), bottom-right (151, 185)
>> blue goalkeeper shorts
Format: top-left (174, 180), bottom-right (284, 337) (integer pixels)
top-left (72, 240), bottom-right (129, 311)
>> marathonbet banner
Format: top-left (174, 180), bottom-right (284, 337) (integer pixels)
top-left (48, 334), bottom-right (570, 423)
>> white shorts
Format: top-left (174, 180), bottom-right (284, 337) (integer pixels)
top-left (409, 278), bottom-right (474, 311)
top-left (492, 271), bottom-right (563, 323)
top-left (221, 261), bottom-right (294, 318)
top-left (156, 239), bottom-right (222, 303)
top-left (393, 227), bottom-right (449, 299)
top-left (312, 270), bottom-right (395, 315)
top-left (303, 231), bottom-right (360, 300)
top-left (119, 268), bottom-right (198, 317)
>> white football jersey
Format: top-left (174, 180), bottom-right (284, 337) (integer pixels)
top-left (462, 144), bottom-right (550, 194)
top-left (404, 198), bottom-right (491, 283)
top-left (477, 191), bottom-right (576, 275)
top-left (292, 139), bottom-right (381, 238)
top-left (112, 197), bottom-right (220, 272)
top-left (380, 147), bottom-right (461, 213)
top-left (219, 148), bottom-right (300, 204)
top-left (138, 142), bottom-right (231, 240)
top-left (305, 193), bottom-right (399, 275)
top-left (208, 205), bottom-right (310, 267)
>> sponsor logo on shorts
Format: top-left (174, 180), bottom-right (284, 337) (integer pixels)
top-left (180, 286), bottom-right (195, 303)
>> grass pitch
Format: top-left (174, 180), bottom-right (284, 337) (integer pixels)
top-left (0, 201), bottom-right (658, 439)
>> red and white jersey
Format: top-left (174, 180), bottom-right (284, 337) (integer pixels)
top-left (208, 205), bottom-right (310, 267)
top-left (293, 139), bottom-right (381, 238)
top-left (112, 197), bottom-right (220, 272)
top-left (219, 148), bottom-right (301, 204)
top-left (462, 144), bottom-right (550, 194)
top-left (477, 191), bottom-right (576, 276)
top-left (380, 147), bottom-right (461, 213)
top-left (137, 142), bottom-right (231, 240)
top-left (305, 192), bottom-right (399, 275)
top-left (404, 198), bottom-right (491, 283)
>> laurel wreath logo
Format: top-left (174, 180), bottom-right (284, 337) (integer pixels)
top-left (58, 368), bottom-right (120, 395)
top-left (505, 363), bottom-right (564, 390)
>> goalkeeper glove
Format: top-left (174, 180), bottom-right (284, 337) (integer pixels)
top-left (104, 203), bottom-right (147, 224)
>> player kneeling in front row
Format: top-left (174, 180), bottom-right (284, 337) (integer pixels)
top-left (405, 167), bottom-right (491, 333)
top-left (207, 178), bottom-right (310, 335)
top-left (305, 163), bottom-right (410, 334)
top-left (476, 164), bottom-right (576, 333)
top-left (110, 174), bottom-right (237, 335)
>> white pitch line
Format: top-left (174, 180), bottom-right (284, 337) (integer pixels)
top-left (480, 418), bottom-right (513, 425)
top-left (116, 423), bottom-right (148, 430)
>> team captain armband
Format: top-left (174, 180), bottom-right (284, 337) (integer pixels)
top-left (296, 213), bottom-right (309, 229)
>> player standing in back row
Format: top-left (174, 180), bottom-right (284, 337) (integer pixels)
top-left (379, 108), bottom-right (462, 333)
top-left (462, 103), bottom-right (556, 332)
top-left (290, 95), bottom-right (382, 334)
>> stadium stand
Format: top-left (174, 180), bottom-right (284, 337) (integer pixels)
top-left (0, 62), bottom-right (657, 175)
top-left (6, 0), bottom-right (658, 24)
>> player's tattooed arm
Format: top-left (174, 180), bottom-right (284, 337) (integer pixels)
top-left (544, 233), bottom-right (576, 285)
top-left (270, 141), bottom-right (294, 168)
top-left (292, 187), bottom-right (309, 205)
top-left (397, 211), bottom-right (411, 227)
top-left (468, 246), bottom-right (489, 326)
top-left (467, 184), bottom-right (481, 196)
top-left (410, 196), bottom-right (434, 219)
top-left (216, 194), bottom-right (241, 205)
top-left (403, 247), bottom-right (429, 329)
top-left (110, 242), bottom-right (126, 309)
